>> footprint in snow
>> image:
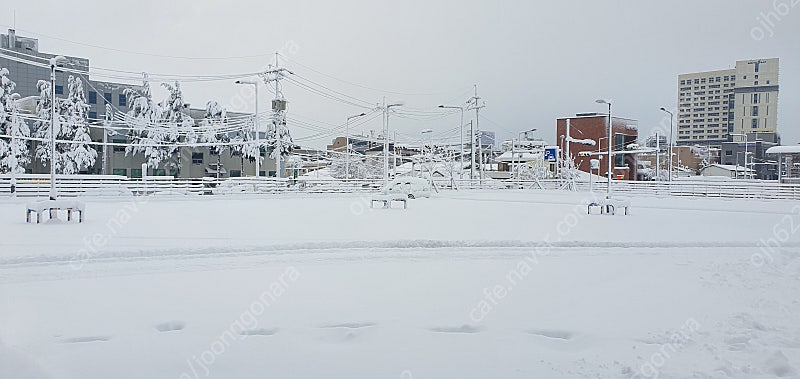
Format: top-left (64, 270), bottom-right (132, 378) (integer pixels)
top-left (240, 328), bottom-right (279, 336)
top-left (526, 329), bottom-right (574, 341)
top-left (316, 322), bottom-right (376, 342)
top-left (155, 321), bottom-right (186, 332)
top-left (319, 322), bottom-right (376, 329)
top-left (429, 325), bottom-right (484, 334)
top-left (62, 335), bottom-right (111, 343)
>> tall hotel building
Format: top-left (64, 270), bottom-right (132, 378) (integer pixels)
top-left (677, 58), bottom-right (779, 145)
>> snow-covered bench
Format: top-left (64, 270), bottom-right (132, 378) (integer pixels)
top-left (587, 197), bottom-right (630, 215)
top-left (26, 200), bottom-right (86, 223)
top-left (370, 194), bottom-right (408, 209)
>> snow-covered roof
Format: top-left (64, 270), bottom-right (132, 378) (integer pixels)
top-left (495, 151), bottom-right (543, 162)
top-left (766, 146), bottom-right (800, 155)
top-left (704, 164), bottom-right (754, 173)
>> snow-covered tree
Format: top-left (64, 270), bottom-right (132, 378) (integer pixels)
top-left (61, 76), bottom-right (96, 174)
top-left (231, 114), bottom-right (261, 164)
top-left (329, 154), bottom-right (382, 179)
top-left (0, 67), bottom-right (30, 175)
top-left (267, 113), bottom-right (293, 159)
top-left (191, 100), bottom-right (229, 177)
top-left (124, 73), bottom-right (174, 169)
top-left (159, 81), bottom-right (193, 173)
top-left (32, 75), bottom-right (97, 174)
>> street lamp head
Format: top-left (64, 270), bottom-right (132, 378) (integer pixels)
top-left (660, 107), bottom-right (667, 111)
top-left (387, 103), bottom-right (404, 108)
top-left (421, 129), bottom-right (433, 134)
top-left (596, 99), bottom-right (609, 105)
top-left (49, 55), bottom-right (69, 67)
top-left (234, 79), bottom-right (257, 85)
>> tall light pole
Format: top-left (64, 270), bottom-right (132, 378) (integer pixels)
top-left (660, 108), bottom-right (674, 182)
top-left (438, 105), bottom-right (465, 178)
top-left (235, 79), bottom-right (260, 177)
top-left (382, 100), bottom-right (403, 188)
top-left (49, 56), bottom-right (68, 200)
top-left (596, 99), bottom-right (613, 198)
top-left (345, 112), bottom-right (366, 180)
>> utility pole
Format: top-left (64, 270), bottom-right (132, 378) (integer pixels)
top-left (102, 105), bottom-right (112, 176)
top-left (260, 54), bottom-right (292, 179)
top-left (467, 85), bottom-right (485, 186)
top-left (380, 98), bottom-right (403, 188)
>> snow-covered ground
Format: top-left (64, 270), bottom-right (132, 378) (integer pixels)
top-left (1, 190), bottom-right (799, 378)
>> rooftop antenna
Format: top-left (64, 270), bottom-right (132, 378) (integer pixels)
top-left (13, 9), bottom-right (16, 29)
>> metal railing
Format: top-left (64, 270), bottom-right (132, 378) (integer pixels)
top-left (2, 175), bottom-right (799, 201)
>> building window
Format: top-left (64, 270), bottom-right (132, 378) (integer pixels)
top-left (752, 93), bottom-right (760, 103)
top-left (112, 138), bottom-right (127, 152)
top-left (725, 150), bottom-right (732, 156)
top-left (153, 169), bottom-right (166, 176)
top-left (104, 92), bottom-right (112, 104)
top-left (112, 169), bottom-right (127, 176)
top-left (118, 93), bottom-right (127, 107)
top-left (192, 152), bottom-right (203, 164)
top-left (88, 91), bottom-right (97, 104)
top-left (752, 106), bottom-right (759, 117)
top-left (131, 169), bottom-right (142, 178)
top-left (88, 111), bottom-right (97, 120)
top-left (55, 85), bottom-right (63, 95)
top-left (751, 118), bottom-right (759, 128)
top-left (230, 170), bottom-right (242, 177)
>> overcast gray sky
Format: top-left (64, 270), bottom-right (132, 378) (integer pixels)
top-left (3, 0), bottom-right (798, 147)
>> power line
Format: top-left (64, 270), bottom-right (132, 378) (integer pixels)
top-left (0, 24), bottom-right (282, 61)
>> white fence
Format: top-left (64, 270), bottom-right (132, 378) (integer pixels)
top-left (1, 175), bottom-right (800, 201)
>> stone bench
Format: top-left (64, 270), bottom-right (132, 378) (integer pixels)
top-left (370, 195), bottom-right (408, 209)
top-left (26, 200), bottom-right (86, 224)
top-left (588, 198), bottom-right (630, 215)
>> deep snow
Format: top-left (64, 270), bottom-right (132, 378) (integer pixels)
top-left (1, 190), bottom-right (799, 378)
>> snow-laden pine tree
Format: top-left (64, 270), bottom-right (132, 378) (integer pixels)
top-left (33, 79), bottom-right (67, 172)
top-left (231, 114), bottom-right (261, 165)
top-left (159, 81), bottom-right (192, 173)
top-left (60, 75), bottom-right (97, 174)
top-left (0, 67), bottom-right (30, 175)
top-left (191, 100), bottom-right (229, 177)
top-left (124, 73), bottom-right (170, 169)
top-left (33, 75), bottom-right (98, 174)
top-left (267, 115), bottom-right (293, 160)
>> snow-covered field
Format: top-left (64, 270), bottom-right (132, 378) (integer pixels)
top-left (1, 190), bottom-right (799, 378)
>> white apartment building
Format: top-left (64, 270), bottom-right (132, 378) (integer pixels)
top-left (677, 58), bottom-right (779, 146)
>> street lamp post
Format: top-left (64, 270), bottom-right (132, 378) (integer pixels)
top-left (438, 105), bottom-right (465, 178)
top-left (49, 56), bottom-right (68, 201)
top-left (659, 108), bottom-right (674, 182)
top-left (596, 99), bottom-right (613, 198)
top-left (234, 79), bottom-right (260, 177)
top-left (345, 112), bottom-right (366, 180)
top-left (731, 133), bottom-right (748, 179)
top-left (383, 101), bottom-right (403, 189)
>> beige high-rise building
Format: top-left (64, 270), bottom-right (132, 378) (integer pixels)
top-left (677, 58), bottom-right (779, 146)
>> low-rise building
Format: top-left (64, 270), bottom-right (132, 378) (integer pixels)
top-left (556, 113), bottom-right (639, 180)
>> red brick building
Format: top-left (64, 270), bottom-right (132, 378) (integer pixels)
top-left (556, 113), bottom-right (639, 180)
